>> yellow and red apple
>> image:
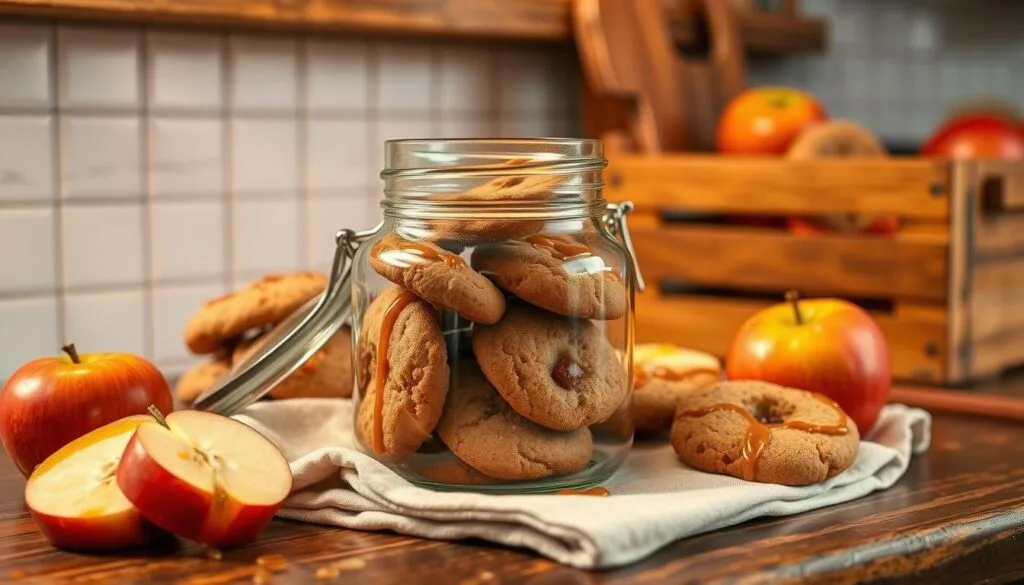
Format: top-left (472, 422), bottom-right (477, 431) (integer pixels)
top-left (726, 291), bottom-right (891, 432)
top-left (0, 344), bottom-right (174, 477)
top-left (117, 408), bottom-right (292, 548)
top-left (25, 416), bottom-right (167, 551)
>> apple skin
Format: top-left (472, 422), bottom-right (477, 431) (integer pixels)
top-left (25, 416), bottom-right (167, 551)
top-left (726, 296), bottom-right (891, 433)
top-left (0, 347), bottom-right (174, 477)
top-left (116, 414), bottom-right (290, 548)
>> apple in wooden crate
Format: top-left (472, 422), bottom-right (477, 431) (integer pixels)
top-left (116, 408), bottom-right (292, 548)
top-left (25, 416), bottom-right (168, 551)
top-left (726, 291), bottom-right (891, 433)
top-left (0, 344), bottom-right (174, 477)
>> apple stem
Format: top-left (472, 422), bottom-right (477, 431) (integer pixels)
top-left (61, 343), bottom-right (81, 364)
top-left (147, 405), bottom-right (171, 430)
top-left (785, 289), bottom-right (804, 325)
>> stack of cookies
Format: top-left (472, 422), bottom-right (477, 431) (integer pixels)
top-left (175, 272), bottom-right (353, 406)
top-left (357, 231), bottom-right (630, 483)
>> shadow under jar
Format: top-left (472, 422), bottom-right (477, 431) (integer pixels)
top-left (196, 138), bottom-right (641, 494)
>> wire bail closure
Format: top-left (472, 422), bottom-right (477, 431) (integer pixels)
top-left (604, 201), bottom-right (646, 292)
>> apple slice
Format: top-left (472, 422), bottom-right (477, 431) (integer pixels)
top-left (116, 409), bottom-right (292, 548)
top-left (25, 415), bottom-right (166, 551)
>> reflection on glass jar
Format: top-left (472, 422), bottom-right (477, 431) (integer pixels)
top-left (350, 139), bottom-right (635, 492)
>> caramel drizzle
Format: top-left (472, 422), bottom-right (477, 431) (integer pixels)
top-left (677, 393), bottom-right (849, 481)
top-left (372, 290), bottom-right (418, 454)
top-left (524, 235), bottom-right (591, 260)
top-left (372, 241), bottom-right (466, 268)
top-left (557, 487), bottom-right (610, 496)
top-left (634, 366), bottom-right (721, 388)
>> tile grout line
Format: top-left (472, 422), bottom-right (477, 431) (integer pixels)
top-left (49, 21), bottom-right (67, 348)
top-left (297, 35), bottom-right (311, 270)
top-left (140, 26), bottom-right (156, 360)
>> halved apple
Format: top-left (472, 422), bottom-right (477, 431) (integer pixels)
top-left (116, 409), bottom-right (292, 548)
top-left (25, 415), bottom-right (165, 551)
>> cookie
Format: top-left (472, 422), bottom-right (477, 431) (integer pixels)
top-left (472, 302), bottom-right (626, 431)
top-left (436, 361), bottom-right (593, 481)
top-left (183, 272), bottom-right (327, 354)
top-left (233, 326), bottom-right (353, 400)
top-left (369, 234), bottom-right (506, 324)
top-left (633, 344), bottom-right (721, 433)
top-left (430, 173), bottom-right (560, 243)
top-left (671, 381), bottom-right (860, 486)
top-left (416, 456), bottom-right (501, 486)
top-left (175, 359), bottom-right (230, 405)
top-left (786, 120), bottom-right (887, 160)
top-left (354, 287), bottom-right (449, 461)
top-left (471, 236), bottom-right (626, 320)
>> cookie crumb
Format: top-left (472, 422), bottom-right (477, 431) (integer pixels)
top-left (256, 554), bottom-right (288, 572)
top-left (204, 547), bottom-right (223, 560)
top-left (253, 569), bottom-right (272, 584)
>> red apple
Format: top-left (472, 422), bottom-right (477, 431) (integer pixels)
top-left (25, 416), bottom-right (167, 551)
top-left (0, 344), bottom-right (173, 477)
top-left (921, 114), bottom-right (1024, 160)
top-left (116, 408), bottom-right (292, 548)
top-left (726, 291), bottom-right (891, 432)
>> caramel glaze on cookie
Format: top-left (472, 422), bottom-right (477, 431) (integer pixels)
top-left (369, 234), bottom-right (506, 324)
top-left (436, 361), bottom-right (593, 481)
top-left (671, 381), bottom-right (860, 486)
top-left (472, 302), bottom-right (626, 431)
top-left (183, 272), bottom-right (327, 354)
top-left (471, 236), bottom-right (626, 320)
top-left (355, 287), bottom-right (449, 462)
top-left (234, 326), bottom-right (353, 400)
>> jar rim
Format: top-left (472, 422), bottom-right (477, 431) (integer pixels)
top-left (381, 138), bottom-right (605, 178)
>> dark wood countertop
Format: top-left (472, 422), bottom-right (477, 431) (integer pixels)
top-left (2, 387), bottom-right (1024, 584)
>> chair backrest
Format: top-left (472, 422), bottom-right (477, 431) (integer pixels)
top-left (574, 0), bottom-right (747, 153)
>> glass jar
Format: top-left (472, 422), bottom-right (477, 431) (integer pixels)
top-left (196, 138), bottom-right (643, 493)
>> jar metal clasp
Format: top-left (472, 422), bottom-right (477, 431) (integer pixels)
top-left (604, 202), bottom-right (646, 292)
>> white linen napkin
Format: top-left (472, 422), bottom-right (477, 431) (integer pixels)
top-left (235, 400), bottom-right (930, 569)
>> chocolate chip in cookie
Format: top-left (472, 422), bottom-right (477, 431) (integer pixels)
top-left (369, 234), bottom-right (505, 324)
top-left (436, 361), bottom-right (593, 481)
top-left (354, 287), bottom-right (450, 461)
top-left (671, 381), bottom-right (860, 486)
top-left (472, 302), bottom-right (626, 431)
top-left (471, 236), bottom-right (626, 320)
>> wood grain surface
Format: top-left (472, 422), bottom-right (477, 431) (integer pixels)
top-left (0, 0), bottom-right (825, 53)
top-left (1, 385), bottom-right (1023, 583)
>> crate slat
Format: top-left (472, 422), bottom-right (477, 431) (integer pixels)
top-left (634, 292), bottom-right (947, 382)
top-left (606, 156), bottom-right (951, 219)
top-left (630, 217), bottom-right (948, 301)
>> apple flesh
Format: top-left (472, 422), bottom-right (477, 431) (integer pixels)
top-left (0, 344), bottom-right (174, 477)
top-left (25, 416), bottom-right (166, 551)
top-left (726, 291), bottom-right (891, 433)
top-left (117, 410), bottom-right (292, 548)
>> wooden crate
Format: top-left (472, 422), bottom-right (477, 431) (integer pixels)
top-left (604, 155), bottom-right (1024, 385)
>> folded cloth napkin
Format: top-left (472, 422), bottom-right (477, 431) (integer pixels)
top-left (235, 401), bottom-right (930, 569)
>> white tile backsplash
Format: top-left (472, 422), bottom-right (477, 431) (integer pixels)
top-left (229, 35), bottom-right (298, 112)
top-left (147, 31), bottom-right (223, 111)
top-left (0, 25), bottom-right (52, 108)
top-left (307, 194), bottom-right (373, 270)
top-left (306, 40), bottom-right (370, 112)
top-left (150, 201), bottom-right (226, 281)
top-left (498, 49), bottom-right (555, 114)
top-left (306, 118), bottom-right (371, 191)
top-left (231, 118), bottom-right (298, 196)
top-left (150, 117), bottom-right (224, 198)
top-left (64, 290), bottom-right (146, 355)
top-left (58, 26), bottom-right (139, 109)
top-left (376, 43), bottom-right (434, 114)
top-left (0, 297), bottom-right (59, 378)
top-left (0, 207), bottom-right (56, 294)
top-left (152, 283), bottom-right (225, 367)
top-left (232, 198), bottom-right (300, 275)
top-left (61, 115), bottom-right (141, 199)
top-left (439, 47), bottom-right (494, 114)
top-left (62, 204), bottom-right (145, 288)
top-left (0, 115), bottom-right (54, 202)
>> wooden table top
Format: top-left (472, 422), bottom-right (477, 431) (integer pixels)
top-left (2, 395), bottom-right (1024, 584)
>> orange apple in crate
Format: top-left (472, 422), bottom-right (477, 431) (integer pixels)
top-left (716, 87), bottom-right (827, 155)
top-left (726, 291), bottom-right (891, 433)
